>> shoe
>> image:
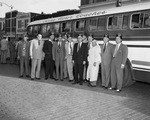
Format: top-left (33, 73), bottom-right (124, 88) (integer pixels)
top-left (116, 89), bottom-right (121, 93)
top-left (108, 87), bottom-right (113, 90)
top-left (36, 78), bottom-right (41, 80)
top-left (45, 77), bottom-right (48, 80)
top-left (55, 79), bottom-right (58, 81)
top-left (60, 79), bottom-right (64, 81)
top-left (31, 78), bottom-right (34, 80)
top-left (26, 75), bottom-right (30, 78)
top-left (19, 75), bottom-right (23, 78)
top-left (72, 82), bottom-right (77, 84)
top-left (69, 80), bottom-right (73, 82)
top-left (80, 82), bottom-right (83, 85)
top-left (50, 76), bottom-right (54, 79)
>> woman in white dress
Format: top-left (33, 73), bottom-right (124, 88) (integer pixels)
top-left (86, 40), bottom-right (101, 87)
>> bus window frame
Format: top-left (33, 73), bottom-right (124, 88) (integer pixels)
top-left (107, 14), bottom-right (129, 31)
top-left (130, 12), bottom-right (150, 30)
top-left (74, 19), bottom-right (85, 32)
top-left (88, 17), bottom-right (98, 32)
top-left (97, 16), bottom-right (106, 31)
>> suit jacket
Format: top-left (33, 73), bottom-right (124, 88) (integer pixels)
top-left (30, 39), bottom-right (44, 60)
top-left (18, 41), bottom-right (30, 58)
top-left (101, 43), bottom-right (114, 66)
top-left (52, 41), bottom-right (66, 61)
top-left (65, 41), bottom-right (74, 57)
top-left (72, 42), bottom-right (88, 64)
top-left (43, 40), bottom-right (53, 58)
top-left (113, 43), bottom-right (128, 66)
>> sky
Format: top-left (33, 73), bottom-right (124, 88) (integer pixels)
top-left (0, 0), bottom-right (80, 18)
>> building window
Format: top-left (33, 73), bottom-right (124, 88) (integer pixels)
top-left (40, 24), bottom-right (47, 37)
top-left (18, 20), bottom-right (22, 28)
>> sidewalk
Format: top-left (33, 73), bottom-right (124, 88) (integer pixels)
top-left (0, 63), bottom-right (150, 120)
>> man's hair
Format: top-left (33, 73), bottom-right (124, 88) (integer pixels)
top-left (103, 33), bottom-right (109, 38)
top-left (116, 33), bottom-right (122, 39)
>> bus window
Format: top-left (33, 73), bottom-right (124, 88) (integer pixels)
top-left (61, 22), bottom-right (71, 33)
top-left (33, 25), bottom-right (40, 36)
top-left (27, 26), bottom-right (33, 35)
top-left (108, 16), bottom-right (119, 30)
top-left (53, 23), bottom-right (60, 33)
top-left (97, 17), bottom-right (105, 31)
top-left (75, 20), bottom-right (85, 32)
top-left (40, 24), bottom-right (47, 37)
top-left (143, 13), bottom-right (150, 28)
top-left (108, 17), bottom-right (113, 29)
top-left (122, 15), bottom-right (129, 29)
top-left (131, 13), bottom-right (140, 28)
top-left (131, 12), bottom-right (150, 29)
top-left (89, 18), bottom-right (97, 31)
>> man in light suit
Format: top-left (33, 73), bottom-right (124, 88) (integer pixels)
top-left (30, 34), bottom-right (44, 80)
top-left (65, 35), bottom-right (74, 82)
top-left (101, 34), bottom-right (114, 88)
top-left (17, 35), bottom-right (30, 78)
top-left (52, 34), bottom-right (66, 81)
top-left (109, 33), bottom-right (128, 92)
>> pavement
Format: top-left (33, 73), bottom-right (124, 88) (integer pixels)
top-left (0, 63), bottom-right (150, 120)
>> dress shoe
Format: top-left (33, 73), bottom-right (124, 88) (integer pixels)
top-left (60, 79), bottom-right (64, 81)
top-left (50, 76), bottom-right (54, 79)
top-left (55, 79), bottom-right (58, 81)
top-left (36, 78), bottom-right (41, 80)
top-left (31, 78), bottom-right (34, 80)
top-left (108, 87), bottom-right (113, 90)
top-left (116, 89), bottom-right (121, 93)
top-left (80, 82), bottom-right (83, 85)
top-left (88, 83), bottom-right (96, 87)
top-left (45, 77), bottom-right (48, 80)
top-left (26, 75), bottom-right (30, 78)
top-left (69, 80), bottom-right (73, 82)
top-left (72, 82), bottom-right (77, 84)
top-left (19, 75), bottom-right (23, 78)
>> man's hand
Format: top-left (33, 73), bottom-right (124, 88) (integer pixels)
top-left (83, 61), bottom-right (86, 65)
top-left (72, 60), bottom-right (74, 64)
top-left (93, 62), bottom-right (96, 66)
top-left (17, 56), bottom-right (20, 60)
top-left (121, 64), bottom-right (125, 69)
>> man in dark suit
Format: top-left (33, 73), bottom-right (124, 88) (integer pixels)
top-left (52, 34), bottom-right (66, 81)
top-left (17, 35), bottom-right (30, 78)
top-left (109, 33), bottom-right (128, 92)
top-left (101, 34), bottom-right (114, 88)
top-left (43, 33), bottom-right (54, 80)
top-left (72, 35), bottom-right (88, 85)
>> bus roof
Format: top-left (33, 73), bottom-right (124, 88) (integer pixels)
top-left (28, 1), bottom-right (150, 26)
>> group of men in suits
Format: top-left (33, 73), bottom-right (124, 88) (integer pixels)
top-left (17, 32), bottom-right (129, 93)
top-left (101, 33), bottom-right (128, 92)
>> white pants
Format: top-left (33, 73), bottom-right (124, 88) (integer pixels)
top-left (31, 59), bottom-right (42, 78)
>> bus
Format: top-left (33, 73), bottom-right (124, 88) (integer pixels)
top-left (27, 1), bottom-right (150, 83)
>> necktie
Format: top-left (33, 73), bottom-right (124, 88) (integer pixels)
top-left (113, 44), bottom-right (119, 57)
top-left (38, 40), bottom-right (40, 45)
top-left (77, 43), bottom-right (80, 52)
top-left (103, 43), bottom-right (106, 53)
